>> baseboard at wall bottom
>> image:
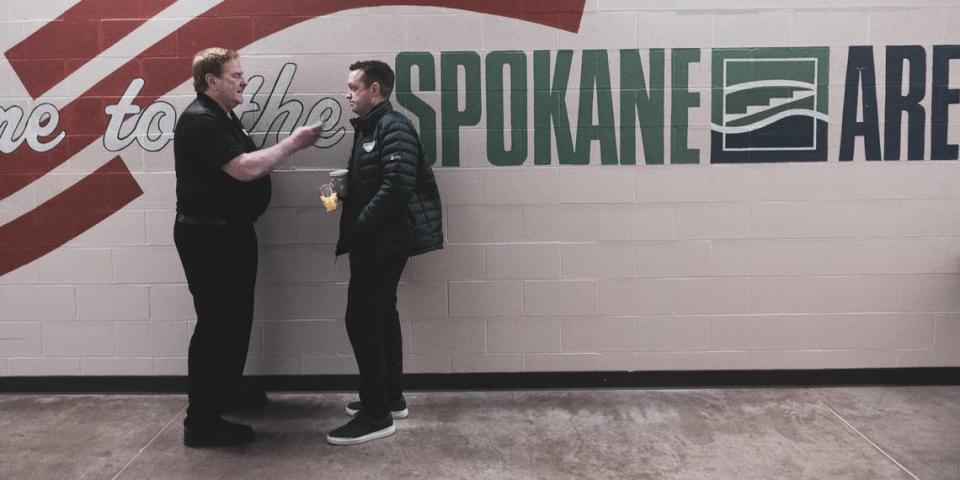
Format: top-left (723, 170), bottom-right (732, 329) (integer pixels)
top-left (1, 368), bottom-right (957, 393)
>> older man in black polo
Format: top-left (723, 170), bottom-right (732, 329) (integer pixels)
top-left (174, 47), bottom-right (324, 447)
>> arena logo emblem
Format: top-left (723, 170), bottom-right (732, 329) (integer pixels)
top-left (710, 47), bottom-right (830, 163)
top-left (0, 0), bottom-right (588, 277)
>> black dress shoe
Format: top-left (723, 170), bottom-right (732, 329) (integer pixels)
top-left (183, 417), bottom-right (255, 448)
top-left (223, 386), bottom-right (269, 411)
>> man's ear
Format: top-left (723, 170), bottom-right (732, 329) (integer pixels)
top-left (371, 81), bottom-right (381, 98)
top-left (205, 72), bottom-right (217, 91)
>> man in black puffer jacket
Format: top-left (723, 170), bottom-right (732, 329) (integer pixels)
top-left (327, 60), bottom-right (443, 446)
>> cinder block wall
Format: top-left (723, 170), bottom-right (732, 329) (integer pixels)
top-left (1, 0), bottom-right (959, 376)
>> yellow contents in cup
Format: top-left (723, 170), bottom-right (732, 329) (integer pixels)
top-left (321, 192), bottom-right (339, 213)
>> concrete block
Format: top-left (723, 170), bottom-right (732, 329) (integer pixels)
top-left (559, 166), bottom-right (635, 204)
top-left (897, 348), bottom-right (960, 368)
top-left (295, 207), bottom-right (340, 245)
top-left (404, 353), bottom-right (451, 373)
top-left (561, 242), bottom-right (637, 279)
top-left (243, 356), bottom-right (302, 375)
top-left (859, 238), bottom-right (956, 275)
top-left (899, 274), bottom-right (960, 312)
top-left (823, 201), bottom-right (901, 237)
top-left (328, 14), bottom-right (406, 53)
top-left (452, 353), bottom-right (523, 373)
top-left (524, 205), bottom-right (673, 242)
top-left (487, 317), bottom-right (562, 353)
top-left (77, 285), bottom-right (149, 321)
top-left (2, 286), bottom-right (76, 321)
top-left (259, 245), bottom-right (336, 282)
top-left (711, 240), bottom-right (789, 276)
top-left (154, 357), bottom-right (187, 375)
top-left (411, 318), bottom-right (485, 353)
top-left (598, 278), bottom-right (673, 315)
top-left (149, 285), bottom-right (195, 320)
top-left (433, 168), bottom-right (483, 206)
top-left (869, 8), bottom-right (946, 44)
top-left (268, 170), bottom-right (325, 208)
top-left (8, 358), bottom-right (80, 376)
top-left (145, 210), bottom-right (176, 246)
top-left (34, 248), bottom-right (113, 284)
top-left (407, 14), bottom-right (483, 51)
top-left (116, 322), bottom-right (188, 357)
top-left (262, 320), bottom-right (338, 356)
top-left (636, 12), bottom-right (712, 49)
top-left (410, 244), bottom-right (485, 281)
top-left (485, 243), bottom-right (560, 280)
top-left (674, 204), bottom-right (750, 239)
top-left (129, 172), bottom-right (176, 210)
top-left (820, 350), bottom-right (898, 369)
top-left (636, 240), bottom-right (711, 278)
top-left (398, 281), bottom-right (449, 318)
top-left (0, 323), bottom-right (42, 356)
top-left (786, 239), bottom-right (863, 275)
top-left (525, 280), bottom-right (598, 316)
top-left (750, 202), bottom-right (827, 239)
top-left (112, 246), bottom-right (185, 283)
top-left (302, 355), bottom-right (359, 374)
top-left (68, 210), bottom-right (146, 247)
top-left (254, 282), bottom-right (347, 320)
top-left (599, 352), bottom-right (748, 372)
top-left (483, 15), bottom-right (558, 51)
top-left (793, 10), bottom-right (869, 45)
top-left (447, 206), bottom-right (523, 243)
top-left (637, 166), bottom-right (711, 203)
top-left (711, 164), bottom-right (790, 202)
top-left (449, 281), bottom-right (523, 317)
top-left (42, 322), bottom-right (115, 357)
top-left (712, 11), bottom-right (796, 47)
top-left (820, 276), bottom-right (901, 313)
top-left (561, 316), bottom-right (636, 352)
top-left (637, 315), bottom-right (711, 352)
top-left (859, 313), bottom-right (935, 349)
top-left (257, 208), bottom-right (299, 245)
top-left (935, 313), bottom-right (960, 348)
top-left (524, 353), bottom-right (601, 372)
top-left (746, 277), bottom-right (825, 314)
top-left (712, 315), bottom-right (823, 351)
top-left (744, 351), bottom-right (825, 370)
top-left (482, 168), bottom-right (559, 205)
top-left (815, 314), bottom-right (862, 350)
top-left (559, 12), bottom-right (636, 50)
top-left (672, 278), bottom-right (750, 315)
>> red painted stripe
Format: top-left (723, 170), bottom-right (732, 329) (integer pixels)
top-left (0, 156), bottom-right (142, 276)
top-left (4, 0), bottom-right (178, 99)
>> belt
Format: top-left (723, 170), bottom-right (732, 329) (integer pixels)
top-left (175, 213), bottom-right (231, 227)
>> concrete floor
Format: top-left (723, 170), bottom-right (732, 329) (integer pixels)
top-left (1, 387), bottom-right (957, 480)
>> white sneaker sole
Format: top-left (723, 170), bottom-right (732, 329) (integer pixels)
top-left (326, 424), bottom-right (396, 446)
top-left (345, 405), bottom-right (409, 419)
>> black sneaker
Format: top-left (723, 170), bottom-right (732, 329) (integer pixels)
top-left (345, 396), bottom-right (408, 419)
top-left (326, 413), bottom-right (395, 446)
top-left (223, 386), bottom-right (269, 412)
top-left (183, 417), bottom-right (255, 448)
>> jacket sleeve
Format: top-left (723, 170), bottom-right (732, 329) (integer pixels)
top-left (354, 115), bottom-right (419, 234)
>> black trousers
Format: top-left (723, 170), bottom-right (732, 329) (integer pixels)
top-left (174, 221), bottom-right (258, 421)
top-left (345, 246), bottom-right (408, 419)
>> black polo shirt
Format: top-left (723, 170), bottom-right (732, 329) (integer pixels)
top-left (174, 93), bottom-right (270, 223)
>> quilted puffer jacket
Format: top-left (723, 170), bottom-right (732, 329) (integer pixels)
top-left (335, 100), bottom-right (443, 259)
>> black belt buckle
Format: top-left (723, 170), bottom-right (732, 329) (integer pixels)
top-left (176, 213), bottom-right (230, 227)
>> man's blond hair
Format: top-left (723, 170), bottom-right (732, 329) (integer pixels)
top-left (192, 47), bottom-right (239, 94)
